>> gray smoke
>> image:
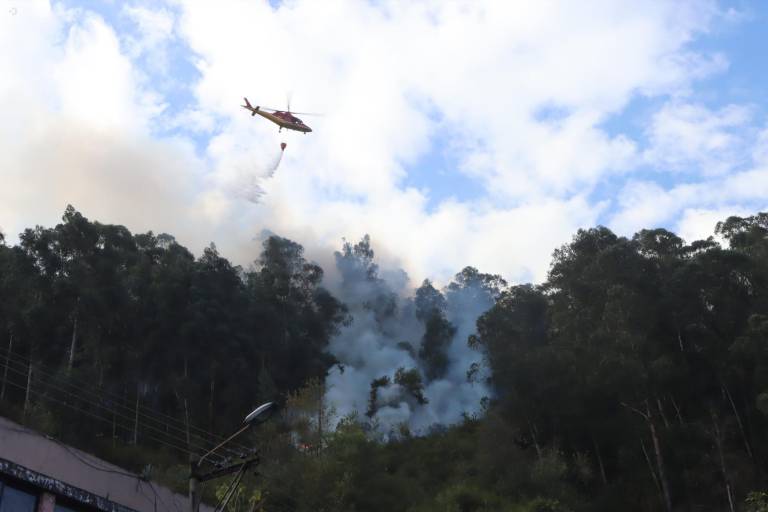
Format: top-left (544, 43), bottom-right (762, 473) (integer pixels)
top-left (324, 235), bottom-right (504, 437)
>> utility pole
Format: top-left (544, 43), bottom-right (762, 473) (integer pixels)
top-left (190, 452), bottom-right (261, 512)
top-left (189, 455), bottom-right (200, 512)
top-left (189, 402), bottom-right (274, 512)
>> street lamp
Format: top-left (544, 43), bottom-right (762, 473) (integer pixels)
top-left (190, 402), bottom-right (275, 512)
top-left (244, 402), bottom-right (274, 424)
top-left (197, 402), bottom-right (275, 468)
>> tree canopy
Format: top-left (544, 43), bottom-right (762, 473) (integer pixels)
top-left (3, 207), bottom-right (768, 511)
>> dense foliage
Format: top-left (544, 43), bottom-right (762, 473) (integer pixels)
top-left (2, 207), bottom-right (768, 511)
top-left (0, 206), bottom-right (347, 459)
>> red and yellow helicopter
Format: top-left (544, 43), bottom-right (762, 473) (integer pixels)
top-left (241, 97), bottom-right (317, 133)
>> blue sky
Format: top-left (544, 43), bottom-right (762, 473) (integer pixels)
top-left (3, 1), bottom-right (768, 285)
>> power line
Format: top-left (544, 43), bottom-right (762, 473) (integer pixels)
top-left (0, 347), bottom-right (252, 458)
top-left (0, 345), bottom-right (243, 448)
top-left (2, 375), bottom-right (198, 461)
top-left (3, 362), bottom-right (230, 464)
top-left (0, 357), bottom-right (227, 460)
top-left (0, 380), bottom-right (190, 455)
top-left (0, 345), bottom-right (252, 454)
top-left (213, 462), bottom-right (248, 512)
top-left (0, 367), bottom-right (218, 462)
top-left (1, 370), bottom-right (193, 458)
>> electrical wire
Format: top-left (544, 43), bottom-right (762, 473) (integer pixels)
top-left (7, 368), bottom-right (217, 465)
top-left (0, 370), bottom-right (208, 461)
top-left (1, 374), bottom-right (194, 459)
top-left (0, 345), bottom-right (248, 452)
top-left (0, 358), bottom-right (225, 462)
top-left (0, 346), bottom-right (252, 454)
top-left (57, 438), bottom-right (140, 479)
top-left (0, 349), bottom-right (250, 460)
top-left (214, 462), bottom-right (248, 512)
top-left (1, 356), bottom-right (212, 456)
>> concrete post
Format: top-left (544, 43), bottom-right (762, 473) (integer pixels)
top-left (189, 456), bottom-right (200, 512)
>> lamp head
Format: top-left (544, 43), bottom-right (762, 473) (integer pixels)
top-left (244, 402), bottom-right (274, 424)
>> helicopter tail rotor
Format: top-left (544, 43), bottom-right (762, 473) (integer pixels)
top-left (242, 97), bottom-right (260, 116)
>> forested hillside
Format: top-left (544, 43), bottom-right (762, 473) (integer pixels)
top-left (2, 206), bottom-right (768, 511)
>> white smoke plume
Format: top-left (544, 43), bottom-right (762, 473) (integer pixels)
top-left (223, 143), bottom-right (286, 203)
top-left (324, 235), bottom-right (503, 436)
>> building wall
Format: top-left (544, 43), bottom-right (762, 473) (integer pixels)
top-left (0, 417), bottom-right (214, 512)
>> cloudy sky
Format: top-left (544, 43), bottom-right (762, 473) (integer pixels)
top-left (2, 0), bottom-right (768, 286)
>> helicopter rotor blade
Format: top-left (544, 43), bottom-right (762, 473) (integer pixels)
top-left (288, 111), bottom-right (324, 117)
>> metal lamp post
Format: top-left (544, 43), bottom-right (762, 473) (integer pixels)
top-left (190, 402), bottom-right (275, 512)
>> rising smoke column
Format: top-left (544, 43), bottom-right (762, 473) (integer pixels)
top-left (324, 235), bottom-right (506, 436)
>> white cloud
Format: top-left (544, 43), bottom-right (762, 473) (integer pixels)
top-left (610, 180), bottom-right (682, 234)
top-left (122, 5), bottom-right (177, 75)
top-left (676, 206), bottom-right (754, 243)
top-left (175, 0), bottom-right (723, 198)
top-left (609, 166), bottom-right (768, 237)
top-left (123, 5), bottom-right (175, 51)
top-left (53, 12), bottom-right (165, 133)
top-left (643, 101), bottom-right (753, 176)
top-left (1, 0), bottom-right (755, 288)
top-left (0, 3), bottom-right (210, 249)
top-left (156, 0), bottom-right (733, 282)
top-left (751, 125), bottom-right (768, 165)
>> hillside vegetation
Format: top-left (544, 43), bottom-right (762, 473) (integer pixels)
top-left (2, 207), bottom-right (768, 511)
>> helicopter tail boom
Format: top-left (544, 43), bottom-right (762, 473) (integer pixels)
top-left (242, 97), bottom-right (260, 116)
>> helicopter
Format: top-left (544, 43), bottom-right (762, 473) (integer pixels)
top-left (241, 97), bottom-right (317, 133)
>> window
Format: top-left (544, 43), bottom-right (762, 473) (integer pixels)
top-left (0, 481), bottom-right (38, 512)
top-left (54, 504), bottom-right (80, 512)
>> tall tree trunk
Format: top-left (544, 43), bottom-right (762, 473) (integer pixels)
top-left (722, 383), bottom-right (753, 459)
top-left (132, 381), bottom-right (140, 445)
top-left (209, 370), bottom-right (215, 434)
top-left (527, 418), bottom-right (542, 460)
top-left (623, 400), bottom-right (672, 512)
top-left (657, 398), bottom-right (670, 429)
top-left (640, 438), bottom-right (661, 497)
top-left (68, 299), bottom-right (79, 373)
top-left (670, 395), bottom-right (684, 426)
top-left (317, 379), bottom-right (324, 456)
top-left (711, 411), bottom-right (736, 512)
top-left (184, 397), bottom-right (191, 449)
top-left (592, 434), bottom-right (608, 485)
top-left (647, 401), bottom-right (673, 512)
top-left (1, 332), bottom-right (13, 401)
top-left (23, 361), bottom-right (32, 419)
top-left (122, 384), bottom-right (128, 444)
